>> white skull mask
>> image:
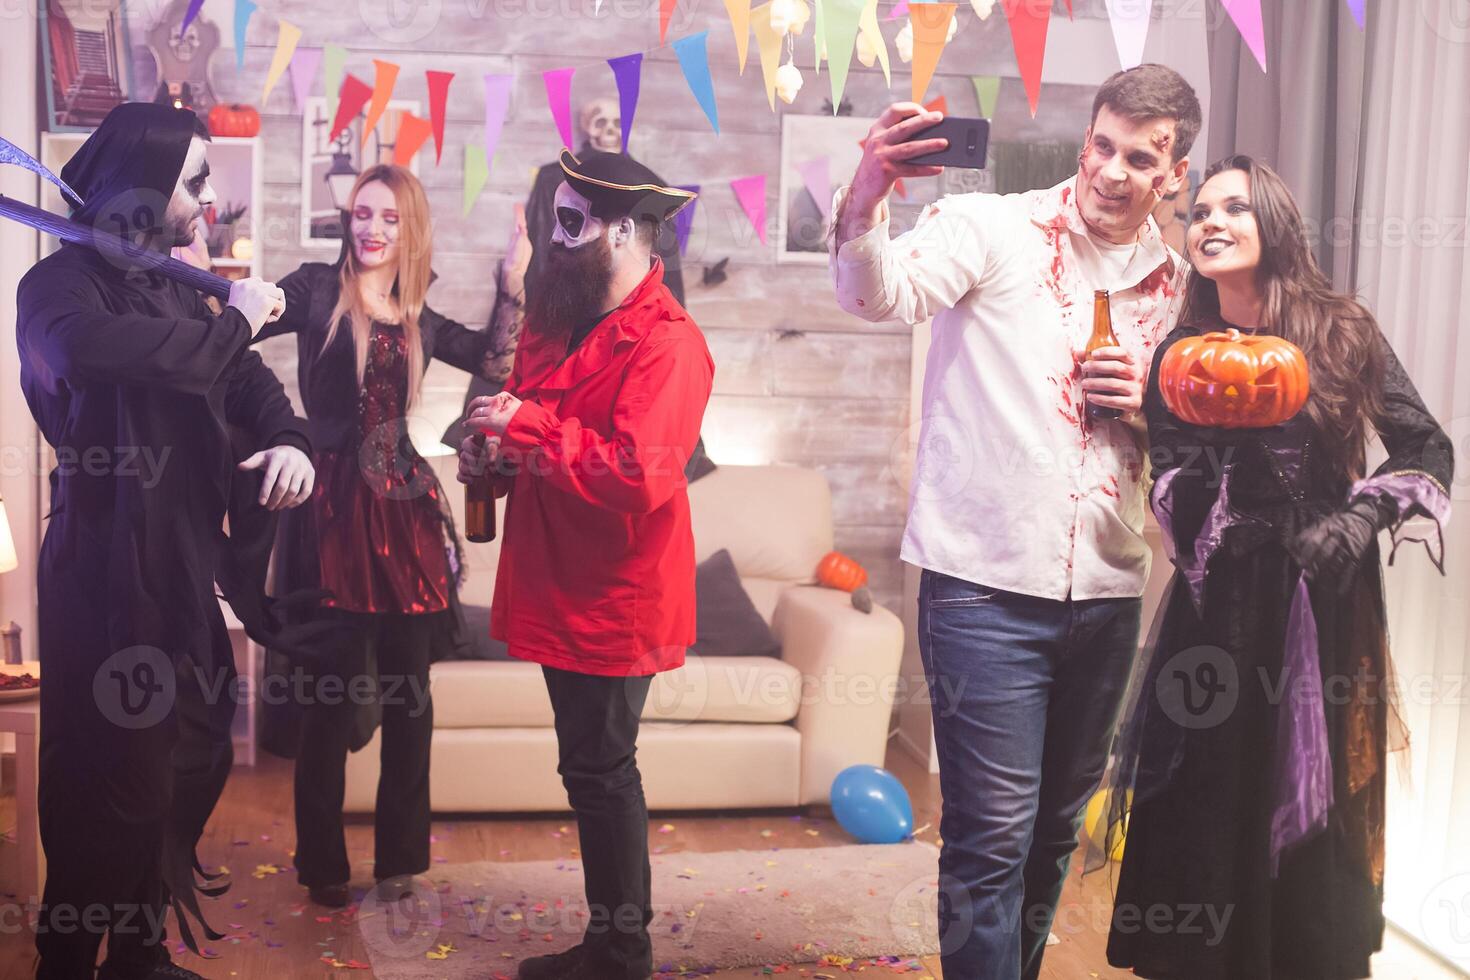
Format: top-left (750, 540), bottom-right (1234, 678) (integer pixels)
top-left (552, 182), bottom-right (625, 250)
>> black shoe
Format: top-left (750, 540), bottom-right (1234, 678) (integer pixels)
top-left (516, 943), bottom-right (588, 980)
top-left (553, 954), bottom-right (651, 980)
top-left (308, 882), bottom-right (351, 908)
top-left (373, 874), bottom-right (416, 902)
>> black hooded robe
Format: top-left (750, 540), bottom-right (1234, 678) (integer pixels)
top-left (15, 103), bottom-right (314, 977)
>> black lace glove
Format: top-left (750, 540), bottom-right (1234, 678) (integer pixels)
top-left (1289, 494), bottom-right (1396, 592)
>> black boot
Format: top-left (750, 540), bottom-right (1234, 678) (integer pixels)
top-left (516, 943), bottom-right (589, 980)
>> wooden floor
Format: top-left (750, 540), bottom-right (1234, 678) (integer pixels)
top-left (0, 742), bottom-right (1140, 980)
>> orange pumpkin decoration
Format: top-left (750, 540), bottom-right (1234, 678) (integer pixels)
top-left (1158, 328), bottom-right (1310, 429)
top-left (208, 103), bottom-right (261, 138)
top-left (816, 551), bottom-right (868, 592)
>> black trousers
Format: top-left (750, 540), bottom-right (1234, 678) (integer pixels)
top-left (293, 611), bottom-right (436, 888)
top-left (35, 531), bottom-right (237, 980)
top-left (543, 665), bottom-right (655, 977)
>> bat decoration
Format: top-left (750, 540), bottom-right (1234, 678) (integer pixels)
top-left (702, 257), bottom-right (730, 288)
top-left (821, 98), bottom-right (854, 117)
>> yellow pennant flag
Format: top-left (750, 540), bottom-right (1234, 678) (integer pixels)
top-left (261, 20), bottom-right (302, 104)
top-left (909, 3), bottom-right (956, 104)
top-left (858, 0), bottom-right (890, 87)
top-left (751, 2), bottom-right (785, 110)
top-left (724, 0), bottom-right (754, 74)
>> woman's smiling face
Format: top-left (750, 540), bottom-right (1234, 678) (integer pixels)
top-left (1187, 167), bottom-right (1262, 282)
top-left (349, 179), bottom-right (400, 270)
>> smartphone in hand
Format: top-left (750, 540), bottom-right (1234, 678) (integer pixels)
top-left (901, 116), bottom-right (990, 170)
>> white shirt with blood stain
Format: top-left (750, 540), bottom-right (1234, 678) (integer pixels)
top-left (830, 175), bottom-right (1186, 602)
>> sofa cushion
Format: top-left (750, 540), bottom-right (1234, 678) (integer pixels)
top-left (691, 549), bottom-right (780, 657)
top-left (688, 466), bottom-right (833, 582)
top-left (429, 656), bottom-right (804, 728)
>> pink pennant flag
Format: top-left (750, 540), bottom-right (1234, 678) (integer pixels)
top-left (1220, 0), bottom-right (1267, 72)
top-left (1346, 0), bottom-right (1365, 29)
top-left (289, 46), bottom-right (323, 111)
top-left (1104, 0), bottom-right (1153, 69)
top-left (543, 68), bottom-right (577, 149)
top-left (484, 74), bottom-right (514, 166)
top-left (887, 0), bottom-right (908, 21)
top-left (796, 156), bottom-right (833, 221)
top-left (731, 174), bottom-right (767, 247)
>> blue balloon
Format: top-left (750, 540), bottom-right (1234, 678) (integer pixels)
top-left (830, 765), bottom-right (914, 844)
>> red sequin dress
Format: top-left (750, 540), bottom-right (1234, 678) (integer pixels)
top-left (309, 320), bottom-right (452, 614)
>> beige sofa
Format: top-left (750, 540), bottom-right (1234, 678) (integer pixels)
top-left (342, 461), bottom-right (906, 812)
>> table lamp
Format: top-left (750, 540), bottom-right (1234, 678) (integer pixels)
top-left (0, 493), bottom-right (17, 575)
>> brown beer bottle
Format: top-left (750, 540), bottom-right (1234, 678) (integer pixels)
top-left (1086, 289), bottom-right (1123, 422)
top-left (465, 433), bottom-right (497, 543)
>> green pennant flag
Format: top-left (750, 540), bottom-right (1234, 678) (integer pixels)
top-left (972, 75), bottom-right (1001, 118)
top-left (823, 0), bottom-right (866, 111)
top-left (323, 44), bottom-right (348, 123)
top-left (463, 144), bottom-right (490, 216)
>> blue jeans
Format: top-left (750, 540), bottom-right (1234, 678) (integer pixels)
top-left (917, 570), bottom-right (1142, 980)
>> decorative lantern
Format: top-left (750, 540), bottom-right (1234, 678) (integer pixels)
top-left (1158, 328), bottom-right (1311, 429)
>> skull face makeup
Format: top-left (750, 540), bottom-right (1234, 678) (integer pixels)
top-left (552, 181), bottom-right (627, 250)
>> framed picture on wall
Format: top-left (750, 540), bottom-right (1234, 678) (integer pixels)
top-left (777, 113), bottom-right (945, 265)
top-left (40, 0), bottom-right (135, 132)
top-left (299, 96), bottom-right (422, 248)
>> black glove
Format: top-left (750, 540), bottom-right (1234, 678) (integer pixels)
top-left (1290, 495), bottom-right (1396, 591)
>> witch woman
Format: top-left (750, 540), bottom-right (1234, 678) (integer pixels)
top-left (258, 164), bottom-right (513, 907)
top-left (1097, 156), bottom-right (1453, 979)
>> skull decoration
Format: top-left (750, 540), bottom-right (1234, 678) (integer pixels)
top-left (580, 98), bottom-right (622, 154)
top-left (1158, 328), bottom-right (1311, 429)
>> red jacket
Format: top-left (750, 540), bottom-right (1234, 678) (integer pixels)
top-left (487, 260), bottom-right (714, 676)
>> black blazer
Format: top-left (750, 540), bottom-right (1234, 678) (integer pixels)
top-left (256, 261), bottom-right (497, 454)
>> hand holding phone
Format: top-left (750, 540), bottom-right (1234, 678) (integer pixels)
top-left (900, 116), bottom-right (990, 170)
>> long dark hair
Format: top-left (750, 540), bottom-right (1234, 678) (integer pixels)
top-left (1178, 155), bottom-right (1384, 479)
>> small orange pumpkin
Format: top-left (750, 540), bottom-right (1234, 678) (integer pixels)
top-left (208, 103), bottom-right (261, 138)
top-left (816, 551), bottom-right (868, 593)
top-left (1158, 328), bottom-right (1310, 429)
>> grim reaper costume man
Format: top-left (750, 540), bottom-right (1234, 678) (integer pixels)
top-left (16, 103), bottom-right (320, 980)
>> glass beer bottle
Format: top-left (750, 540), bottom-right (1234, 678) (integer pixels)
top-left (465, 433), bottom-right (497, 543)
top-left (1086, 289), bottom-right (1123, 423)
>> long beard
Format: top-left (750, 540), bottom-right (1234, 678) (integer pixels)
top-left (527, 237), bottom-right (614, 342)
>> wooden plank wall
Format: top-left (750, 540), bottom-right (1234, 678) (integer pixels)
top-left (125, 0), bottom-right (1096, 613)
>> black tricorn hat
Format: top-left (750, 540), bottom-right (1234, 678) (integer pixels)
top-left (559, 148), bottom-right (697, 224)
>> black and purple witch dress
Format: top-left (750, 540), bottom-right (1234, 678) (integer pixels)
top-left (1093, 314), bottom-right (1453, 980)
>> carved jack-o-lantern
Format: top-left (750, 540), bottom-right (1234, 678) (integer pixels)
top-left (1159, 328), bottom-right (1310, 429)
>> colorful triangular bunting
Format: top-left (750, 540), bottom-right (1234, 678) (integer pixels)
top-left (1104, 0), bottom-right (1153, 70)
top-left (1220, 0), bottom-right (1267, 72)
top-left (731, 174), bottom-right (767, 247)
top-left (972, 75), bottom-right (1000, 117)
top-left (1346, 0), bottom-right (1365, 28)
top-left (288, 46), bottom-right (322, 112)
top-left (484, 74), bottom-right (514, 166)
top-left (323, 44), bottom-right (348, 124)
top-left (909, 4), bottom-right (956, 104)
top-left (234, 0), bottom-right (257, 70)
top-left (393, 113), bottom-right (433, 166)
top-left (673, 32), bottom-right (720, 134)
top-left (261, 19), bottom-right (301, 103)
top-left (608, 54), bottom-right (643, 152)
top-left (329, 74), bottom-right (373, 144)
top-left (463, 144), bottom-right (490, 216)
top-left (824, 0), bottom-right (867, 112)
top-left (674, 184), bottom-right (700, 255)
top-left (426, 71), bottom-right (454, 164)
top-left (543, 68), bottom-right (577, 148)
top-left (724, 0), bottom-right (754, 72)
top-left (1002, 0), bottom-right (1051, 116)
top-left (361, 60), bottom-right (401, 148)
top-left (797, 156), bottom-right (832, 220)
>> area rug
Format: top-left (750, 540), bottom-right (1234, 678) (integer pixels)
top-left (354, 842), bottom-right (943, 978)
